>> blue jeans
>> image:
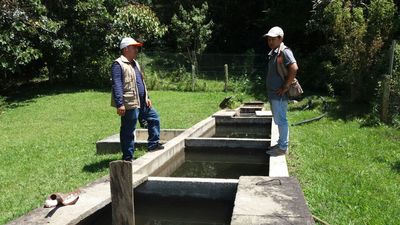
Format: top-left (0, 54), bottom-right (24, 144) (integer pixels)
top-left (120, 108), bottom-right (139, 161)
top-left (269, 97), bottom-right (289, 150)
top-left (120, 106), bottom-right (161, 160)
top-left (140, 106), bottom-right (161, 150)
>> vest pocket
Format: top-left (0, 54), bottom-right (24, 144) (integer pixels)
top-left (123, 75), bottom-right (132, 91)
top-left (123, 92), bottom-right (137, 108)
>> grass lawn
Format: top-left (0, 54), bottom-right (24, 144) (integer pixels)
top-left (288, 98), bottom-right (400, 225)
top-left (1, 88), bottom-right (399, 225)
top-left (0, 88), bottom-right (249, 225)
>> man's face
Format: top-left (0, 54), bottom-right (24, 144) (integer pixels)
top-left (124, 45), bottom-right (139, 60)
top-left (267, 36), bottom-right (282, 50)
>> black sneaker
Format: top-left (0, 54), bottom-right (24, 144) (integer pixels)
top-left (267, 144), bottom-right (279, 150)
top-left (266, 148), bottom-right (287, 156)
top-left (148, 143), bottom-right (164, 152)
top-left (123, 157), bottom-right (134, 162)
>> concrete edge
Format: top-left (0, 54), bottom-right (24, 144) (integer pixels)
top-left (185, 137), bottom-right (270, 149)
top-left (135, 177), bottom-right (239, 201)
top-left (147, 176), bottom-right (239, 183)
top-left (6, 178), bottom-right (111, 225)
top-left (268, 117), bottom-right (289, 177)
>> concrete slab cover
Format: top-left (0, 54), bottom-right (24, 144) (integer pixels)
top-left (231, 176), bottom-right (314, 225)
top-left (255, 110), bottom-right (272, 117)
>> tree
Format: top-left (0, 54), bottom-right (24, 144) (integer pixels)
top-left (170, 2), bottom-right (213, 70)
top-left (308, 0), bottom-right (397, 102)
top-left (106, 3), bottom-right (167, 49)
top-left (0, 0), bottom-right (66, 84)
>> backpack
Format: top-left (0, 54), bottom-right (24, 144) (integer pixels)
top-left (276, 44), bottom-right (303, 98)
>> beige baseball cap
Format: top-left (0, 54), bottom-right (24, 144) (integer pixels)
top-left (263, 26), bottom-right (284, 37)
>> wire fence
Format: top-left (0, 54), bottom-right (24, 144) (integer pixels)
top-left (138, 51), bottom-right (267, 80)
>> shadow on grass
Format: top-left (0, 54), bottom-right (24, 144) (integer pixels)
top-left (391, 161), bottom-right (400, 174)
top-left (1, 80), bottom-right (110, 110)
top-left (373, 157), bottom-right (400, 174)
top-left (83, 158), bottom-right (117, 173)
top-left (326, 99), bottom-right (371, 121)
top-left (289, 94), bottom-right (372, 122)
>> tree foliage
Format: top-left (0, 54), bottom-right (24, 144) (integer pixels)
top-left (0, 0), bottom-right (66, 80)
top-left (171, 2), bottom-right (213, 67)
top-left (106, 3), bottom-right (167, 49)
top-left (0, 0), bottom-right (399, 100)
top-left (308, 0), bottom-right (396, 102)
top-left (0, 0), bottom-right (167, 87)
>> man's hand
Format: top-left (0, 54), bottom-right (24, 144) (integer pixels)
top-left (276, 63), bottom-right (298, 96)
top-left (117, 105), bottom-right (126, 116)
top-left (276, 85), bottom-right (289, 96)
top-left (146, 99), bottom-right (152, 108)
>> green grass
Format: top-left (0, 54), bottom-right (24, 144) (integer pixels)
top-left (288, 98), bottom-right (400, 225)
top-left (2, 89), bottom-right (400, 225)
top-left (0, 89), bottom-right (250, 225)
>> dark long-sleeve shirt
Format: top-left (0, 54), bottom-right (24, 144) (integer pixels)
top-left (111, 62), bottom-right (124, 108)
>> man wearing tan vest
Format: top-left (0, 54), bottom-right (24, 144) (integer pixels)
top-left (111, 37), bottom-right (164, 161)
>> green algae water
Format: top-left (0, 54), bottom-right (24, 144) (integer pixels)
top-left (170, 147), bottom-right (269, 179)
top-left (78, 196), bottom-right (233, 225)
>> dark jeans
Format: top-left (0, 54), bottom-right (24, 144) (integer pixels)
top-left (120, 107), bottom-right (161, 160)
top-left (140, 106), bottom-right (161, 150)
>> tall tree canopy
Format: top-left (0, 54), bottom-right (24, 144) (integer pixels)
top-left (308, 0), bottom-right (397, 101)
top-left (0, 0), bottom-right (66, 79)
top-left (171, 2), bottom-right (213, 67)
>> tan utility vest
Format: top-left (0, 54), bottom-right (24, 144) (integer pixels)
top-left (111, 55), bottom-right (149, 110)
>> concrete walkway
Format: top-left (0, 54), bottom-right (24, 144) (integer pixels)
top-left (231, 176), bottom-right (314, 225)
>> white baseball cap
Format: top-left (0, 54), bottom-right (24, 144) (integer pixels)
top-left (263, 26), bottom-right (284, 37)
top-left (119, 37), bottom-right (143, 49)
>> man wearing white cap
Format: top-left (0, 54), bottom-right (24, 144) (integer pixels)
top-left (264, 26), bottom-right (298, 156)
top-left (111, 37), bottom-right (164, 161)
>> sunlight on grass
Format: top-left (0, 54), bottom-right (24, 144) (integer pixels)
top-left (287, 98), bottom-right (400, 225)
top-left (2, 91), bottom-right (400, 225)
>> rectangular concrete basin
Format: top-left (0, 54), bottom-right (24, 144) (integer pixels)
top-left (76, 177), bottom-right (238, 225)
top-left (202, 116), bottom-right (272, 139)
top-left (150, 138), bottom-right (270, 179)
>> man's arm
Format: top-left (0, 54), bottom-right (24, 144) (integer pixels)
top-left (111, 62), bottom-right (126, 116)
top-left (276, 62), bottom-right (298, 96)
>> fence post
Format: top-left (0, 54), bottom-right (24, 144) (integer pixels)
top-left (191, 64), bottom-right (196, 91)
top-left (381, 76), bottom-right (390, 123)
top-left (224, 64), bottom-right (229, 92)
top-left (110, 160), bottom-right (134, 225)
top-left (381, 40), bottom-right (395, 123)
